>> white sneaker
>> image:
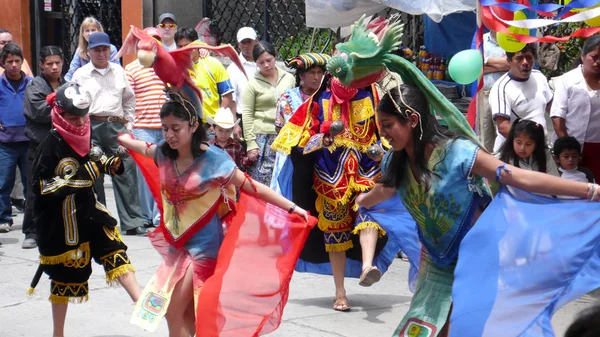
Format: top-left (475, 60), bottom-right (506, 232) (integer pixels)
top-left (0, 223), bottom-right (11, 233)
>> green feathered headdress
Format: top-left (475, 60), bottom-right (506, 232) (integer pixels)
top-left (328, 15), bottom-right (482, 148)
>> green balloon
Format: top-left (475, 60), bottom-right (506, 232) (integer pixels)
top-left (448, 50), bottom-right (483, 85)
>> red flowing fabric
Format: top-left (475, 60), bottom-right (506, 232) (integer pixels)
top-left (128, 149), bottom-right (318, 336)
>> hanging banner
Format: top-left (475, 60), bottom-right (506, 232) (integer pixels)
top-left (305, 0), bottom-right (478, 28)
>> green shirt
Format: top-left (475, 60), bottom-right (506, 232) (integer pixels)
top-left (241, 68), bottom-right (295, 150)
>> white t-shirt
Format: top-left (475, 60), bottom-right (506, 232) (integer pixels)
top-left (490, 70), bottom-right (553, 152)
top-left (227, 53), bottom-right (257, 115)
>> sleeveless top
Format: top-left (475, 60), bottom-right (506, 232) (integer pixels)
top-left (155, 142), bottom-right (237, 248)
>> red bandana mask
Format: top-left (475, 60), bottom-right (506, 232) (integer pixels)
top-left (328, 77), bottom-right (358, 126)
top-left (47, 92), bottom-right (91, 157)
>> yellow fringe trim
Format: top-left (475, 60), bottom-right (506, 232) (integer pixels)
top-left (26, 287), bottom-right (36, 296)
top-left (39, 242), bottom-right (90, 266)
top-left (329, 135), bottom-right (378, 154)
top-left (105, 264), bottom-right (136, 286)
top-left (314, 177), bottom-right (375, 209)
top-left (271, 122), bottom-right (306, 154)
top-left (298, 130), bottom-right (313, 149)
top-left (325, 240), bottom-right (354, 252)
top-left (352, 221), bottom-right (386, 238)
top-left (49, 294), bottom-right (89, 305)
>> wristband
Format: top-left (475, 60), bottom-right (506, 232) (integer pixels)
top-left (288, 204), bottom-right (297, 214)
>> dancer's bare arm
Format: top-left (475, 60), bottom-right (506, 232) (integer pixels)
top-left (117, 134), bottom-right (157, 158)
top-left (230, 169), bottom-right (309, 221)
top-left (472, 149), bottom-right (590, 198)
top-left (355, 184), bottom-right (397, 209)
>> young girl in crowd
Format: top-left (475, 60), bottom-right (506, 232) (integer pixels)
top-left (356, 84), bottom-right (598, 336)
top-left (118, 95), bottom-right (307, 336)
top-left (499, 119), bottom-right (558, 175)
top-left (65, 17), bottom-right (120, 80)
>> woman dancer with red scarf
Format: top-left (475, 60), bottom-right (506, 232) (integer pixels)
top-left (28, 82), bottom-right (140, 337)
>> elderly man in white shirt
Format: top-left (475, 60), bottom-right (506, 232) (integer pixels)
top-left (72, 32), bottom-right (148, 236)
top-left (227, 27), bottom-right (258, 140)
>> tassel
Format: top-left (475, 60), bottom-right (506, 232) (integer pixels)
top-left (352, 221), bottom-right (386, 237)
top-left (105, 264), bottom-right (136, 286)
top-left (49, 294), bottom-right (89, 305)
top-left (325, 240), bottom-right (354, 252)
top-left (26, 287), bottom-right (36, 296)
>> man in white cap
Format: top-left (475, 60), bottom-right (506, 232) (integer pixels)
top-left (207, 107), bottom-right (248, 169)
top-left (227, 27), bottom-right (258, 140)
top-left (157, 13), bottom-right (178, 50)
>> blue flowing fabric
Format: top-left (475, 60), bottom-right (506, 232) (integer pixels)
top-left (295, 195), bottom-right (419, 283)
top-left (451, 186), bottom-right (600, 337)
top-left (359, 195), bottom-right (422, 292)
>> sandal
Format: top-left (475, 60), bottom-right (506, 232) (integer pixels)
top-left (333, 296), bottom-right (351, 312)
top-left (359, 266), bottom-right (382, 287)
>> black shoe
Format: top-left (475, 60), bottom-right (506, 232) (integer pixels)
top-left (125, 226), bottom-right (148, 236)
top-left (11, 198), bottom-right (25, 213)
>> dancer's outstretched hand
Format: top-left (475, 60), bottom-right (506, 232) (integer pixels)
top-left (292, 206), bottom-right (309, 222)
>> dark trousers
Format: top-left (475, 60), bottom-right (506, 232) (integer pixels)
top-left (21, 142), bottom-right (38, 236)
top-left (91, 120), bottom-right (144, 231)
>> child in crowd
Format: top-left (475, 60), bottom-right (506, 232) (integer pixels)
top-left (207, 107), bottom-right (249, 170)
top-left (553, 136), bottom-right (596, 183)
top-left (499, 119), bottom-right (558, 175)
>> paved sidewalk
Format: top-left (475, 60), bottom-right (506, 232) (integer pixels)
top-left (1, 182), bottom-right (597, 336)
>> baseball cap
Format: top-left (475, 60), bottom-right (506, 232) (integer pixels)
top-left (143, 27), bottom-right (162, 40)
top-left (88, 32), bottom-right (111, 49)
top-left (158, 13), bottom-right (177, 24)
top-left (236, 27), bottom-right (257, 42)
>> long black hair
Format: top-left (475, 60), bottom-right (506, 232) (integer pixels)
top-left (159, 99), bottom-right (207, 160)
top-left (499, 119), bottom-right (547, 172)
top-left (252, 41), bottom-right (277, 62)
top-left (378, 84), bottom-right (455, 191)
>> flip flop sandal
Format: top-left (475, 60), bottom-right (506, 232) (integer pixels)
top-left (359, 266), bottom-right (382, 287)
top-left (333, 297), bottom-right (351, 312)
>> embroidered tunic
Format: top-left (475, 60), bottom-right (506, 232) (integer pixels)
top-left (308, 89), bottom-right (381, 251)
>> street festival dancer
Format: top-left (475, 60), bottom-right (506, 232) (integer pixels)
top-left (27, 82), bottom-right (140, 337)
top-left (328, 15), bottom-right (600, 337)
top-left (119, 92), bottom-right (315, 336)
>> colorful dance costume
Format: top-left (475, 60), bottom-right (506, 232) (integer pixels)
top-left (131, 142), bottom-right (237, 331)
top-left (28, 84), bottom-right (134, 303)
top-left (384, 139), bottom-right (491, 335)
top-left (272, 77), bottom-right (401, 277)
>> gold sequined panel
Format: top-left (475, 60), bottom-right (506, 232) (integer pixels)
top-left (62, 195), bottom-right (79, 246)
top-left (55, 157), bottom-right (79, 179)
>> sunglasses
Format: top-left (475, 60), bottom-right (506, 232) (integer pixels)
top-left (158, 23), bottom-right (177, 29)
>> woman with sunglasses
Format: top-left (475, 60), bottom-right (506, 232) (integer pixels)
top-left (65, 17), bottom-right (120, 81)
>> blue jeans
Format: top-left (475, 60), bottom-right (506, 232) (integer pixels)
top-left (0, 142), bottom-right (28, 224)
top-left (132, 128), bottom-right (164, 226)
